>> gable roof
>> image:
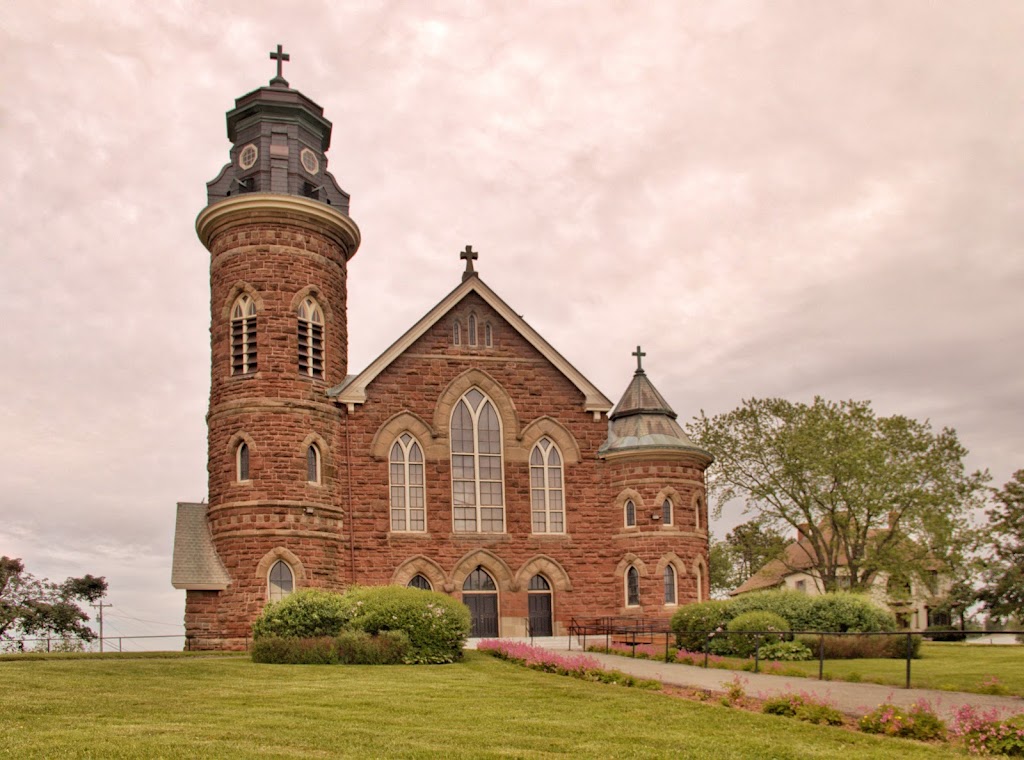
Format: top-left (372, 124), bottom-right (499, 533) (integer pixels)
top-left (731, 537), bottom-right (821, 595)
top-left (328, 275), bottom-right (614, 414)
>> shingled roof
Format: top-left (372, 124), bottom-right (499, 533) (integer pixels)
top-left (171, 503), bottom-right (230, 590)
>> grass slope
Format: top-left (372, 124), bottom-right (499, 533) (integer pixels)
top-left (0, 652), bottom-right (958, 759)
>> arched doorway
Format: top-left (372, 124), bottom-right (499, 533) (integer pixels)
top-left (463, 566), bottom-right (499, 637)
top-left (527, 574), bottom-right (553, 637)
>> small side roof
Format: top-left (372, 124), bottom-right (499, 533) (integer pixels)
top-left (171, 502), bottom-right (231, 591)
top-left (329, 275), bottom-right (613, 414)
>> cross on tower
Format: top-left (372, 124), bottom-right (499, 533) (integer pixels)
top-left (632, 345), bottom-right (646, 372)
top-left (460, 244), bottom-right (479, 281)
top-left (269, 44), bottom-right (290, 85)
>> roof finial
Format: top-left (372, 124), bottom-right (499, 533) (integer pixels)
top-left (632, 345), bottom-right (646, 373)
top-left (460, 244), bottom-right (479, 281)
top-left (269, 44), bottom-right (290, 87)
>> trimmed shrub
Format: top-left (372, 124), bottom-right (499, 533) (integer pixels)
top-left (795, 632), bottom-right (921, 660)
top-left (729, 591), bottom-right (816, 630)
top-left (727, 611), bottom-right (790, 658)
top-left (251, 636), bottom-right (337, 665)
top-left (759, 640), bottom-right (813, 661)
top-left (671, 600), bottom-right (732, 652)
top-left (251, 589), bottom-right (352, 639)
top-left (342, 585), bottom-right (470, 664)
top-left (805, 593), bottom-right (896, 633)
top-left (335, 630), bottom-right (410, 664)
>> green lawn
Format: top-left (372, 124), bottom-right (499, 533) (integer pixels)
top-left (0, 652), bottom-right (959, 759)
top-left (766, 643), bottom-right (1024, 696)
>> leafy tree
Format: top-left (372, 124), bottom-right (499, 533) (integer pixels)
top-left (689, 398), bottom-right (986, 593)
top-left (724, 517), bottom-right (788, 586)
top-left (977, 470), bottom-right (1024, 622)
top-left (0, 557), bottom-right (107, 646)
top-left (708, 539), bottom-right (735, 598)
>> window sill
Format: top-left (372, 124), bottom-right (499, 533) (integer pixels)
top-left (389, 531), bottom-right (432, 538)
top-left (448, 533), bottom-right (509, 541)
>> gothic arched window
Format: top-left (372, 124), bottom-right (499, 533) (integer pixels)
top-left (408, 574), bottom-right (432, 591)
top-left (468, 313), bottom-right (478, 346)
top-left (626, 566), bottom-right (640, 607)
top-left (484, 322), bottom-right (493, 347)
top-left (450, 388), bottom-right (504, 532)
top-left (268, 560), bottom-right (293, 602)
top-left (662, 498), bottom-right (673, 526)
top-left (624, 499), bottom-right (636, 528)
top-left (390, 433), bottom-right (426, 532)
top-left (297, 296), bottom-right (324, 379)
top-left (663, 565), bottom-right (677, 605)
top-left (230, 294), bottom-right (257, 375)
top-left (453, 320), bottom-right (462, 345)
top-left (237, 442), bottom-right (250, 482)
top-left (306, 444), bottom-right (321, 484)
top-left (530, 437), bottom-right (564, 533)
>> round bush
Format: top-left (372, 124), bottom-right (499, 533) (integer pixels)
top-left (805, 593), bottom-right (895, 633)
top-left (251, 589), bottom-right (352, 639)
top-left (728, 591), bottom-right (815, 630)
top-left (671, 600), bottom-right (732, 652)
top-left (342, 585), bottom-right (470, 664)
top-left (727, 611), bottom-right (790, 658)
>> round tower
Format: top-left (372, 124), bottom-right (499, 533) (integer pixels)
top-left (192, 50), bottom-right (359, 647)
top-left (598, 348), bottom-right (714, 614)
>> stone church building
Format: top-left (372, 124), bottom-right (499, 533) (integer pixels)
top-left (172, 54), bottom-right (713, 649)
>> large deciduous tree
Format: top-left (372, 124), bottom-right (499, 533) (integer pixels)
top-left (0, 557), bottom-right (107, 646)
top-left (688, 398), bottom-right (986, 593)
top-left (977, 470), bottom-right (1024, 621)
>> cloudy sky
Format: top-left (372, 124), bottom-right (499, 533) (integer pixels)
top-left (2, 1), bottom-right (1021, 644)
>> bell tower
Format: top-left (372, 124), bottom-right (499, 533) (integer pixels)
top-left (188, 47), bottom-right (360, 648)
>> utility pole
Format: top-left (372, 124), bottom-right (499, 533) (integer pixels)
top-left (91, 601), bottom-right (112, 653)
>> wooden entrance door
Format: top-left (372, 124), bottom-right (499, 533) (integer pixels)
top-left (466, 594), bottom-right (499, 638)
top-left (527, 574), bottom-right (553, 637)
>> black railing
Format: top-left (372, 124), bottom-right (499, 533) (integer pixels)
top-left (568, 617), bottom-right (1024, 690)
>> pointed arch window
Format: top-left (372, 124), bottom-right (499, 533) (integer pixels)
top-left (230, 294), bottom-right (257, 375)
top-left (662, 498), bottom-right (673, 526)
top-left (453, 320), bottom-right (462, 345)
top-left (408, 574), bottom-right (432, 591)
top-left (484, 322), bottom-right (493, 347)
top-left (390, 433), bottom-right (426, 531)
top-left (663, 565), bottom-right (677, 605)
top-left (450, 388), bottom-right (504, 532)
top-left (237, 442), bottom-right (250, 482)
top-left (624, 499), bottom-right (636, 528)
top-left (530, 437), bottom-right (564, 533)
top-left (695, 564), bottom-right (704, 602)
top-left (268, 560), bottom-right (293, 602)
top-left (297, 296), bottom-right (324, 379)
top-left (306, 444), bottom-right (321, 484)
top-left (468, 314), bottom-right (478, 346)
top-left (696, 494), bottom-right (704, 530)
top-left (626, 566), bottom-right (640, 607)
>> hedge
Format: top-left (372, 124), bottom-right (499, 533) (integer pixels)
top-left (251, 589), bottom-right (352, 639)
top-left (251, 631), bottom-right (411, 665)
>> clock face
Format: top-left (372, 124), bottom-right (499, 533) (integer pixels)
top-left (300, 148), bottom-right (320, 175)
top-left (239, 144), bottom-right (258, 170)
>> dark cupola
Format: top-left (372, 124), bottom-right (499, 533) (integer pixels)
top-left (205, 45), bottom-right (351, 211)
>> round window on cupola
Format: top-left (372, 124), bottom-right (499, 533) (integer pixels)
top-left (300, 148), bottom-right (320, 175)
top-left (238, 143), bottom-right (258, 170)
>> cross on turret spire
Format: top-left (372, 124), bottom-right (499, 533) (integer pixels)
top-left (460, 244), bottom-right (479, 281)
top-left (632, 345), bottom-right (646, 373)
top-left (269, 44), bottom-right (290, 87)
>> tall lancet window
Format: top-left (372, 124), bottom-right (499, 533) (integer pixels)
top-left (530, 437), bottom-right (564, 533)
top-left (390, 433), bottom-right (426, 532)
top-left (297, 297), bottom-right (324, 379)
top-left (230, 294), bottom-right (257, 375)
top-left (451, 388), bottom-right (504, 532)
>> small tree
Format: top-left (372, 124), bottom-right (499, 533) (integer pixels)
top-left (977, 471), bottom-right (1024, 622)
top-left (0, 557), bottom-right (107, 647)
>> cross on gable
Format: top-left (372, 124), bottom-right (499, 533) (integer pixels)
top-left (269, 44), bottom-right (290, 85)
top-left (460, 244), bottom-right (479, 281)
top-left (632, 345), bottom-right (646, 372)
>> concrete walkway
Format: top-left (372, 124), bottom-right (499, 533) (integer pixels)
top-left (468, 637), bottom-right (1024, 720)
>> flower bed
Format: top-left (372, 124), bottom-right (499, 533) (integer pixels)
top-left (477, 640), bottom-right (660, 689)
